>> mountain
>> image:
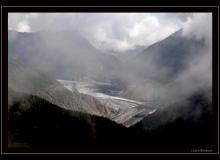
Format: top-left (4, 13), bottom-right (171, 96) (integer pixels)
top-left (8, 89), bottom-right (215, 152)
top-left (117, 29), bottom-right (210, 102)
top-left (8, 57), bottom-right (157, 127)
top-left (8, 90), bottom-right (135, 150)
top-left (8, 30), bottom-right (120, 81)
top-left (130, 91), bottom-right (214, 150)
top-left (135, 29), bottom-right (206, 79)
top-left (8, 31), bottom-right (157, 127)
top-left (8, 57), bottom-right (113, 117)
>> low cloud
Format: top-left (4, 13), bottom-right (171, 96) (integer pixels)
top-left (182, 13), bottom-right (212, 45)
top-left (120, 13), bottom-right (212, 112)
top-left (8, 13), bottom-right (187, 53)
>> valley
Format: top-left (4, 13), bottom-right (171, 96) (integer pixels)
top-left (58, 80), bottom-right (157, 127)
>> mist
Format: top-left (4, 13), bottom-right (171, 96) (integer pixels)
top-left (8, 13), bottom-right (212, 128)
top-left (137, 13), bottom-right (211, 104)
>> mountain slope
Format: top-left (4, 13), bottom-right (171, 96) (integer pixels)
top-left (117, 29), bottom-right (210, 102)
top-left (8, 57), bottom-right (113, 117)
top-left (8, 30), bottom-right (120, 81)
top-left (135, 29), bottom-right (206, 78)
top-left (130, 91), bottom-right (214, 151)
top-left (8, 89), bottom-right (215, 152)
top-left (8, 90), bottom-right (134, 149)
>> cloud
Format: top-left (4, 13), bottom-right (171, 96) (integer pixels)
top-left (136, 13), bottom-right (212, 104)
top-left (8, 13), bottom-right (188, 53)
top-left (17, 21), bottom-right (30, 32)
top-left (182, 13), bottom-right (212, 44)
top-left (79, 13), bottom-right (181, 52)
top-left (8, 13), bottom-right (38, 32)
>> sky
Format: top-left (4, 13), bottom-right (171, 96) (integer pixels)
top-left (8, 13), bottom-right (212, 53)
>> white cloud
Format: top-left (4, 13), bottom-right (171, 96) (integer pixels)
top-left (17, 20), bottom-right (30, 32)
top-left (75, 13), bottom-right (181, 52)
top-left (182, 13), bottom-right (212, 44)
top-left (8, 13), bottom-right (210, 53)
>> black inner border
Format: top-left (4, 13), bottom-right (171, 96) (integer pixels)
top-left (1, 6), bottom-right (219, 154)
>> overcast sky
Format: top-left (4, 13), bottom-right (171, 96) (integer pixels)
top-left (8, 13), bottom-right (212, 53)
